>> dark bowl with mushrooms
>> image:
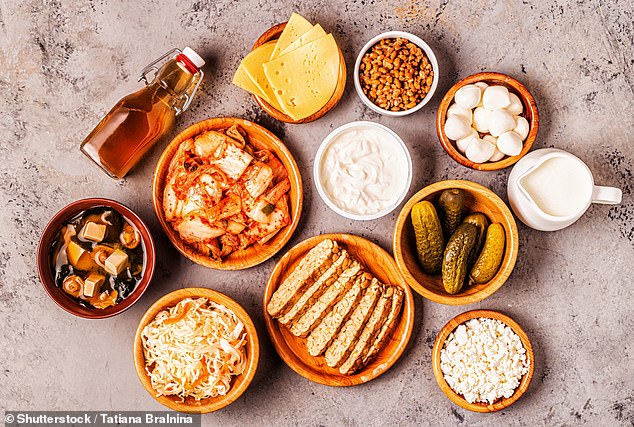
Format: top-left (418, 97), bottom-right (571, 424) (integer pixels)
top-left (37, 198), bottom-right (155, 318)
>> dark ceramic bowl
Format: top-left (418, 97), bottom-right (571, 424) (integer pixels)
top-left (37, 198), bottom-right (156, 318)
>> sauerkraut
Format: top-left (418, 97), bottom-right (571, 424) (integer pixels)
top-left (141, 297), bottom-right (247, 401)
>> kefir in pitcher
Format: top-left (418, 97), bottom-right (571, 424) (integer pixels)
top-left (507, 149), bottom-right (622, 231)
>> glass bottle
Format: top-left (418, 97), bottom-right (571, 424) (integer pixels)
top-left (80, 47), bottom-right (205, 179)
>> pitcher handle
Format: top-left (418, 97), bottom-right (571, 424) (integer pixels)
top-left (592, 185), bottom-right (622, 204)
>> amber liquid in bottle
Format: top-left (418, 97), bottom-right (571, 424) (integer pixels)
top-left (81, 59), bottom-right (197, 178)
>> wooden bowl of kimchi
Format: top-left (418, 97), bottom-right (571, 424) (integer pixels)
top-left (133, 287), bottom-right (259, 413)
top-left (152, 117), bottom-right (303, 270)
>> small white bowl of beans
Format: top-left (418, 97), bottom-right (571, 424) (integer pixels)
top-left (354, 31), bottom-right (439, 117)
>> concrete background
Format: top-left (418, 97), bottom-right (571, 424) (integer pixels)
top-left (0, 0), bottom-right (633, 425)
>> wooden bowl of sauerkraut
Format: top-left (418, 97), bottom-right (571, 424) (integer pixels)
top-left (133, 288), bottom-right (259, 413)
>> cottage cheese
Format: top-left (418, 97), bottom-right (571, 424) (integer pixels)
top-left (440, 318), bottom-right (530, 404)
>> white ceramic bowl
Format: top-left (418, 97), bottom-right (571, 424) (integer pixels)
top-left (314, 121), bottom-right (413, 220)
top-left (354, 31), bottom-right (439, 117)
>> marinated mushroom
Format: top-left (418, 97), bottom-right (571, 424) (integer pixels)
top-left (120, 223), bottom-right (141, 249)
top-left (100, 210), bottom-right (114, 225)
top-left (89, 290), bottom-right (118, 309)
top-left (62, 275), bottom-right (84, 298)
top-left (62, 224), bottom-right (76, 244)
top-left (93, 244), bottom-right (115, 269)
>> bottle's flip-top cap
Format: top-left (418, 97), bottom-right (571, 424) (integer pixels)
top-left (182, 47), bottom-right (205, 69)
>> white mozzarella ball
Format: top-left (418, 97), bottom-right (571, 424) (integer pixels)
top-left (473, 107), bottom-right (492, 133)
top-left (456, 129), bottom-right (478, 153)
top-left (448, 103), bottom-right (473, 125)
top-left (466, 137), bottom-right (496, 163)
top-left (507, 92), bottom-right (524, 115)
top-left (474, 81), bottom-right (489, 92)
top-left (482, 85), bottom-right (511, 110)
top-left (513, 116), bottom-right (530, 140)
top-left (474, 82), bottom-right (488, 107)
top-left (454, 84), bottom-right (482, 109)
top-left (444, 115), bottom-right (471, 140)
top-left (482, 134), bottom-right (500, 160)
top-left (482, 134), bottom-right (497, 145)
top-left (488, 110), bottom-right (516, 137)
top-left (497, 131), bottom-right (523, 156)
top-left (489, 148), bottom-right (506, 161)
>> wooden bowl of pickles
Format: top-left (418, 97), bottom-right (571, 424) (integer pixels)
top-left (393, 180), bottom-right (518, 305)
top-left (37, 198), bottom-right (156, 318)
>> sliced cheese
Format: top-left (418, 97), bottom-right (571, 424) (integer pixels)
top-left (232, 63), bottom-right (267, 99)
top-left (278, 24), bottom-right (326, 57)
top-left (270, 12), bottom-right (313, 60)
top-left (240, 41), bottom-right (288, 113)
top-left (263, 33), bottom-right (340, 120)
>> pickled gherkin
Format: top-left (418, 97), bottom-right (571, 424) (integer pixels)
top-left (410, 201), bottom-right (444, 274)
top-left (462, 212), bottom-right (489, 268)
top-left (442, 223), bottom-right (477, 294)
top-left (438, 188), bottom-right (466, 238)
top-left (470, 223), bottom-right (506, 284)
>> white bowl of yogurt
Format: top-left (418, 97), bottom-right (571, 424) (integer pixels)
top-left (314, 121), bottom-right (413, 220)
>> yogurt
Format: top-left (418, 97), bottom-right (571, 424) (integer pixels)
top-left (315, 122), bottom-right (412, 219)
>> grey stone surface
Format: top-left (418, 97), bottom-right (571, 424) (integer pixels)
top-left (0, 0), bottom-right (633, 425)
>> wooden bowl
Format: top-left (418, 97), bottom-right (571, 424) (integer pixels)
top-left (37, 198), bottom-right (156, 319)
top-left (263, 233), bottom-right (415, 386)
top-left (393, 180), bottom-right (518, 305)
top-left (133, 287), bottom-right (259, 413)
top-left (432, 309), bottom-right (534, 412)
top-left (251, 22), bottom-right (347, 124)
top-left (152, 117), bottom-right (303, 270)
top-left (436, 72), bottom-right (539, 171)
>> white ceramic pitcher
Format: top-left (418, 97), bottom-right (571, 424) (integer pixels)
top-left (507, 148), bottom-right (622, 231)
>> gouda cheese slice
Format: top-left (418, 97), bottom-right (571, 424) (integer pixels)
top-left (239, 42), bottom-right (288, 113)
top-left (232, 63), bottom-right (267, 99)
top-left (278, 24), bottom-right (327, 57)
top-left (270, 12), bottom-right (313, 60)
top-left (264, 33), bottom-right (340, 120)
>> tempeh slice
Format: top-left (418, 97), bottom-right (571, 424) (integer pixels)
top-left (324, 280), bottom-right (382, 368)
top-left (338, 286), bottom-right (394, 374)
top-left (362, 285), bottom-right (404, 366)
top-left (306, 273), bottom-right (372, 357)
top-left (290, 262), bottom-right (362, 337)
top-left (278, 250), bottom-right (353, 326)
top-left (267, 239), bottom-right (339, 318)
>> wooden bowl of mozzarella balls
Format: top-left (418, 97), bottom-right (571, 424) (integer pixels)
top-left (436, 72), bottom-right (539, 171)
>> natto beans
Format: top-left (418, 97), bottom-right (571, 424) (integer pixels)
top-left (359, 37), bottom-right (434, 112)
